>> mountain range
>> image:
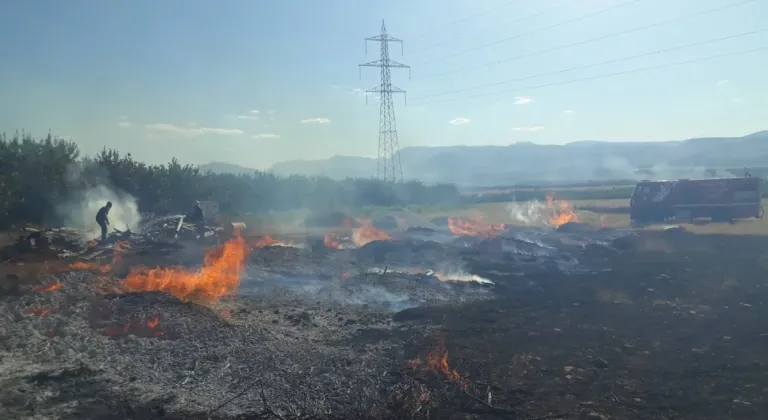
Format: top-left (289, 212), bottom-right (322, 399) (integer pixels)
top-left (200, 131), bottom-right (768, 186)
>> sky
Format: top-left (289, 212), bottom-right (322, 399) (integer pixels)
top-left (0, 0), bottom-right (766, 169)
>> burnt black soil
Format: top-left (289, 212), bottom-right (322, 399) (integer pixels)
top-left (2, 230), bottom-right (768, 419)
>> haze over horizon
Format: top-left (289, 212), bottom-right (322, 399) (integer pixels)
top-left (1, 0), bottom-right (765, 170)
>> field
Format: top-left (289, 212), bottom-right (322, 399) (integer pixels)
top-left (2, 201), bottom-right (768, 419)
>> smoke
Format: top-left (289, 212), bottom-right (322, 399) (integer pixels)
top-left (600, 156), bottom-right (737, 180)
top-left (505, 200), bottom-right (549, 225)
top-left (56, 163), bottom-right (142, 239)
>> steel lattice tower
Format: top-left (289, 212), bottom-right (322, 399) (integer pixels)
top-left (359, 20), bottom-right (410, 183)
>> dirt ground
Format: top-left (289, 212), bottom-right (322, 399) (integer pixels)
top-left (2, 215), bottom-right (768, 419)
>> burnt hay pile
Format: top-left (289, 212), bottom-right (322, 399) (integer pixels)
top-left (0, 226), bottom-right (633, 419)
top-left (0, 271), bottom-right (421, 419)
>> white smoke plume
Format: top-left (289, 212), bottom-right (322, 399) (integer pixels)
top-left (505, 199), bottom-right (549, 226)
top-left (601, 156), bottom-right (738, 180)
top-left (56, 163), bottom-right (142, 240)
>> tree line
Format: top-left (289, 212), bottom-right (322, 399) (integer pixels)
top-left (0, 132), bottom-right (461, 229)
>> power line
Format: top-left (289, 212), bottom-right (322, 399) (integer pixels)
top-left (409, 0), bottom-right (525, 41)
top-left (413, 29), bottom-right (766, 101)
top-left (422, 0), bottom-right (758, 78)
top-left (409, 0), bottom-right (574, 54)
top-left (413, 0), bottom-right (645, 66)
top-left (413, 46), bottom-right (768, 104)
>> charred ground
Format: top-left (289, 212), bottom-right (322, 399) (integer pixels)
top-left (1, 225), bottom-right (767, 420)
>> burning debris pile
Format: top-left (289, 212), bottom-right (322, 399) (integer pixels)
top-left (0, 202), bottom-right (641, 419)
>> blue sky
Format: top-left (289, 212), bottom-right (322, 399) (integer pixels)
top-left (1, 0), bottom-right (765, 169)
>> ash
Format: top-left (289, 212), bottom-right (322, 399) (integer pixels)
top-left (0, 225), bottom-right (630, 419)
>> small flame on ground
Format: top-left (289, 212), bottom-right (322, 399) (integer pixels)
top-left (122, 233), bottom-right (248, 303)
top-left (147, 315), bottom-right (160, 329)
top-left (250, 235), bottom-right (293, 248)
top-left (323, 233), bottom-right (344, 249)
top-left (104, 317), bottom-right (165, 338)
top-left (408, 331), bottom-right (468, 389)
top-left (546, 193), bottom-right (579, 227)
top-left (67, 240), bottom-right (131, 274)
top-left (352, 219), bottom-right (391, 247)
top-left (34, 282), bottom-right (62, 293)
top-left (448, 217), bottom-right (507, 237)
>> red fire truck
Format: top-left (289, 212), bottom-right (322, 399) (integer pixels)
top-left (630, 177), bottom-right (763, 223)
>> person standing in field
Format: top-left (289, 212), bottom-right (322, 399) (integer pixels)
top-left (96, 201), bottom-right (112, 242)
top-left (186, 201), bottom-right (206, 238)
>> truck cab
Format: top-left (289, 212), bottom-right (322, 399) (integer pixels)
top-left (630, 180), bottom-right (673, 222)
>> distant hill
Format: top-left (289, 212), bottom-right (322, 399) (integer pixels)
top-left (268, 131), bottom-right (768, 186)
top-left (199, 161), bottom-right (259, 175)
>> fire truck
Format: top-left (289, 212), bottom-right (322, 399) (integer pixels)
top-left (629, 177), bottom-right (763, 223)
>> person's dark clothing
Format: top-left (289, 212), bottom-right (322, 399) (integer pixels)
top-left (187, 205), bottom-right (204, 223)
top-left (96, 206), bottom-right (110, 242)
top-left (187, 204), bottom-right (206, 238)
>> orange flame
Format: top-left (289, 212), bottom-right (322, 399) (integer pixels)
top-left (352, 219), bottom-right (391, 247)
top-left (447, 217), bottom-right (507, 237)
top-left (546, 193), bottom-right (579, 227)
top-left (407, 331), bottom-right (468, 389)
top-left (33, 282), bottom-right (62, 293)
top-left (122, 233), bottom-right (248, 303)
top-left (323, 233), bottom-right (344, 249)
top-left (249, 235), bottom-right (293, 248)
top-left (104, 319), bottom-right (165, 338)
top-left (67, 240), bottom-right (131, 274)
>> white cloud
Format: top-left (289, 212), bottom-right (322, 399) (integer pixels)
top-left (144, 123), bottom-right (244, 137)
top-left (717, 80), bottom-right (729, 85)
top-left (116, 116), bottom-right (131, 128)
top-left (513, 96), bottom-right (534, 105)
top-left (237, 115), bottom-right (259, 120)
top-left (563, 110), bottom-right (575, 114)
top-left (253, 133), bottom-right (281, 139)
top-left (300, 117), bottom-right (331, 124)
top-left (512, 126), bottom-right (545, 132)
top-left (251, 109), bottom-right (260, 114)
top-left (448, 117), bottom-right (471, 125)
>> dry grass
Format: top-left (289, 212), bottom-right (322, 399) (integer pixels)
top-left (416, 198), bottom-right (768, 235)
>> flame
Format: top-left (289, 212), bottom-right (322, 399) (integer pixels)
top-left (67, 240), bottom-right (131, 274)
top-left (122, 233), bottom-right (248, 303)
top-left (34, 282), bottom-right (62, 293)
top-left (323, 233), bottom-right (344, 249)
top-left (147, 315), bottom-right (160, 329)
top-left (546, 193), bottom-right (579, 227)
top-left (407, 331), bottom-right (468, 389)
top-left (104, 315), bottom-right (165, 339)
top-left (352, 219), bottom-right (391, 247)
top-left (250, 235), bottom-right (293, 248)
top-left (447, 217), bottom-right (507, 237)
